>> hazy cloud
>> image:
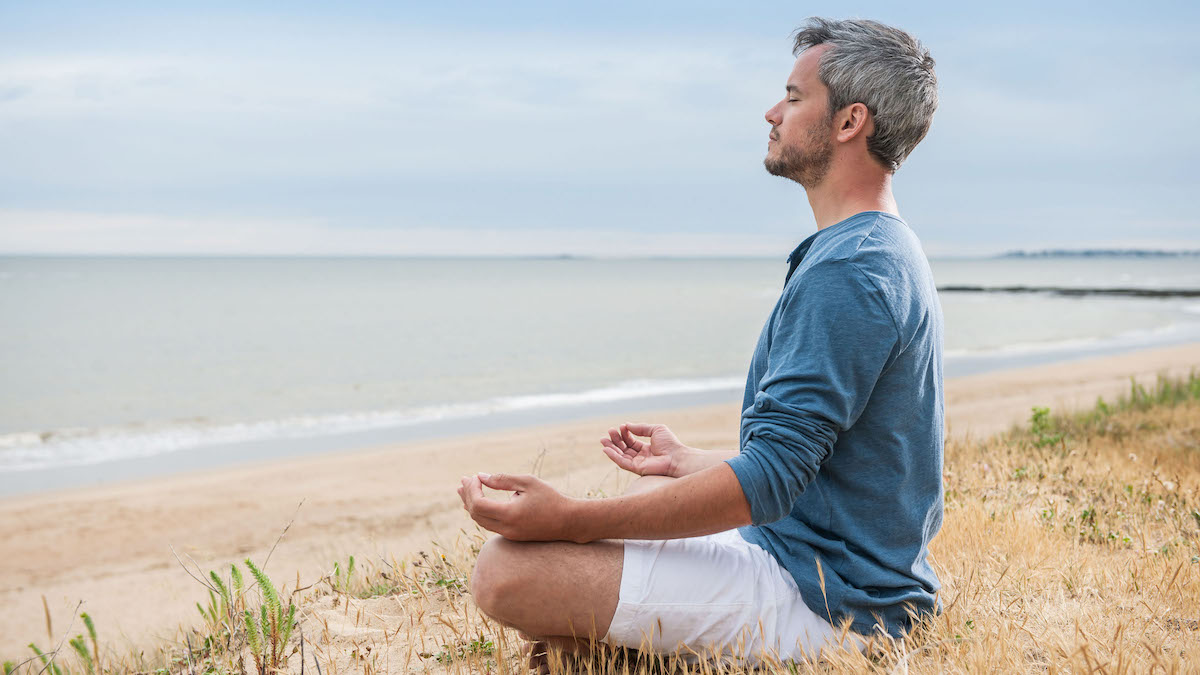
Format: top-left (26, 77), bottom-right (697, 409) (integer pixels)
top-left (0, 3), bottom-right (1196, 255)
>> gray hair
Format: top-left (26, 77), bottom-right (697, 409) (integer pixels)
top-left (792, 17), bottom-right (938, 172)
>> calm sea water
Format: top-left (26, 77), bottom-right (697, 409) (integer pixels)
top-left (1, 255), bottom-right (1198, 479)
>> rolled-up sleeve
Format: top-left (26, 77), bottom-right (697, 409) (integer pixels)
top-left (726, 259), bottom-right (899, 525)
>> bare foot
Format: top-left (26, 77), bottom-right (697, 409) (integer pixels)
top-left (520, 639), bottom-right (551, 674)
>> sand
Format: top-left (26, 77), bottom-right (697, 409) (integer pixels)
top-left (1, 342), bottom-right (1198, 657)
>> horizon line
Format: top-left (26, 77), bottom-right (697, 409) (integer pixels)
top-left (2, 248), bottom-right (1199, 261)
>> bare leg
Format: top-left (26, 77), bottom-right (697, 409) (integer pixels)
top-left (470, 536), bottom-right (623, 640)
top-left (471, 477), bottom-right (677, 668)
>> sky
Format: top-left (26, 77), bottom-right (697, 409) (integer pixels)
top-left (1, 1), bottom-right (1198, 257)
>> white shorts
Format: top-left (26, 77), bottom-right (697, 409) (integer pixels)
top-left (600, 529), bottom-right (868, 665)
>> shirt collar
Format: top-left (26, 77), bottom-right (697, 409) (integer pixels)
top-left (783, 211), bottom-right (899, 285)
top-left (784, 229), bottom-right (823, 285)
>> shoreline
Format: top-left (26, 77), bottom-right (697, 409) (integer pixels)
top-left (5, 326), bottom-right (1200, 498)
top-left (1, 342), bottom-right (1199, 655)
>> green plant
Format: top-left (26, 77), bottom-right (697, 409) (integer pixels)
top-left (68, 635), bottom-right (93, 674)
top-left (191, 562), bottom-right (247, 668)
top-left (415, 549), bottom-right (468, 597)
top-left (242, 558), bottom-right (297, 675)
top-left (332, 554), bottom-right (356, 595)
top-left (434, 576), bottom-right (466, 591)
top-left (27, 643), bottom-right (63, 675)
top-left (433, 633), bottom-right (495, 664)
top-left (1030, 406), bottom-right (1064, 447)
top-left (80, 613), bottom-right (98, 674)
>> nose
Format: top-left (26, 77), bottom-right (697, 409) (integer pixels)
top-left (765, 102), bottom-right (781, 127)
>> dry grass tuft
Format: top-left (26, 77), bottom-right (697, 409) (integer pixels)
top-left (6, 375), bottom-right (1199, 673)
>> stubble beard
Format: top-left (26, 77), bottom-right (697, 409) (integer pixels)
top-left (763, 121), bottom-right (834, 189)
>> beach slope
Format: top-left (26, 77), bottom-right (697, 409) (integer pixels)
top-left (1, 342), bottom-right (1197, 656)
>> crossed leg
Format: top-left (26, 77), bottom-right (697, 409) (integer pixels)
top-left (469, 475), bottom-right (677, 663)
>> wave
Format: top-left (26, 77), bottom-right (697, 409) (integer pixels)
top-left (0, 376), bottom-right (744, 473)
top-left (944, 321), bottom-right (1199, 360)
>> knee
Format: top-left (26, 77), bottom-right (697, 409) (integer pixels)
top-left (470, 535), bottom-right (525, 620)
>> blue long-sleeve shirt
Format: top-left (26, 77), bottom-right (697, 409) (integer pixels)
top-left (725, 210), bottom-right (944, 639)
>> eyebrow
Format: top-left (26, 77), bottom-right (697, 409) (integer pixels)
top-left (786, 85), bottom-right (802, 95)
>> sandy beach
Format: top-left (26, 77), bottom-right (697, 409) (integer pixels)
top-left (2, 342), bottom-right (1198, 657)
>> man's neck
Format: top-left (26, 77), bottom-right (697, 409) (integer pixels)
top-left (805, 165), bottom-right (899, 230)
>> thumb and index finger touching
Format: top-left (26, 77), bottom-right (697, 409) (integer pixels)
top-left (458, 472), bottom-right (529, 502)
top-left (620, 422), bottom-right (664, 450)
top-left (477, 472), bottom-right (533, 492)
top-left (601, 422), bottom-right (658, 451)
top-left (621, 422), bottom-right (659, 437)
top-left (459, 472), bottom-right (535, 522)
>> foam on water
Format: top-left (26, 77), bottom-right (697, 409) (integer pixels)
top-left (3, 255), bottom-right (1198, 480)
top-left (0, 376), bottom-right (744, 472)
top-left (943, 321), bottom-right (1195, 359)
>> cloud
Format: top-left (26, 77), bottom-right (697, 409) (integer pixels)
top-left (0, 30), bottom-right (785, 195)
top-left (0, 9), bottom-right (1196, 254)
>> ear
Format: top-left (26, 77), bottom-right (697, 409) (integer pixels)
top-left (835, 102), bottom-right (873, 143)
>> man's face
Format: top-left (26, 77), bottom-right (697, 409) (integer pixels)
top-left (763, 45), bottom-right (835, 188)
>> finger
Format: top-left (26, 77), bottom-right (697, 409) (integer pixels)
top-left (623, 422), bottom-right (658, 438)
top-left (460, 475), bottom-right (483, 511)
top-left (601, 440), bottom-right (633, 467)
top-left (599, 437), bottom-right (621, 456)
top-left (620, 424), bottom-right (648, 453)
top-left (478, 472), bottom-right (532, 492)
top-left (469, 495), bottom-right (509, 520)
top-left (607, 427), bottom-right (628, 452)
top-left (461, 476), bottom-right (510, 518)
top-left (468, 510), bottom-right (508, 535)
top-left (600, 437), bottom-right (635, 460)
top-left (601, 445), bottom-right (638, 474)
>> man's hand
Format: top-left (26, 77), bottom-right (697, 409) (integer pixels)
top-left (457, 473), bottom-right (580, 542)
top-left (599, 422), bottom-right (692, 478)
top-left (458, 464), bottom-right (753, 543)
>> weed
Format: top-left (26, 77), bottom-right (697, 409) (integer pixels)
top-left (431, 633), bottom-right (495, 664)
top-left (242, 558), bottom-right (296, 675)
top-left (1030, 406), bottom-right (1064, 447)
top-left (26, 643), bottom-right (62, 675)
top-left (332, 554), bottom-right (356, 595)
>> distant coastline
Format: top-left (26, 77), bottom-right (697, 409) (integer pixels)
top-left (998, 249), bottom-right (1200, 258)
top-left (4, 249), bottom-right (1200, 260)
top-left (938, 285), bottom-right (1200, 298)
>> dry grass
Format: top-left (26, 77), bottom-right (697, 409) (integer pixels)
top-left (7, 376), bottom-right (1199, 674)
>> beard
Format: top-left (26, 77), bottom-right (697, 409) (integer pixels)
top-left (763, 120), bottom-right (834, 188)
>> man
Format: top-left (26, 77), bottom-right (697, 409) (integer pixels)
top-left (457, 17), bottom-right (943, 665)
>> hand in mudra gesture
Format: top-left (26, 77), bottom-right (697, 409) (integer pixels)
top-left (600, 422), bottom-right (690, 478)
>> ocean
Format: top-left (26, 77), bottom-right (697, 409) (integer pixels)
top-left (2, 254), bottom-right (1198, 493)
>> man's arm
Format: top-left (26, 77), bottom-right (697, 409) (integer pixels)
top-left (727, 260), bottom-right (898, 525)
top-left (457, 462), bottom-right (751, 543)
top-left (670, 447), bottom-right (739, 477)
